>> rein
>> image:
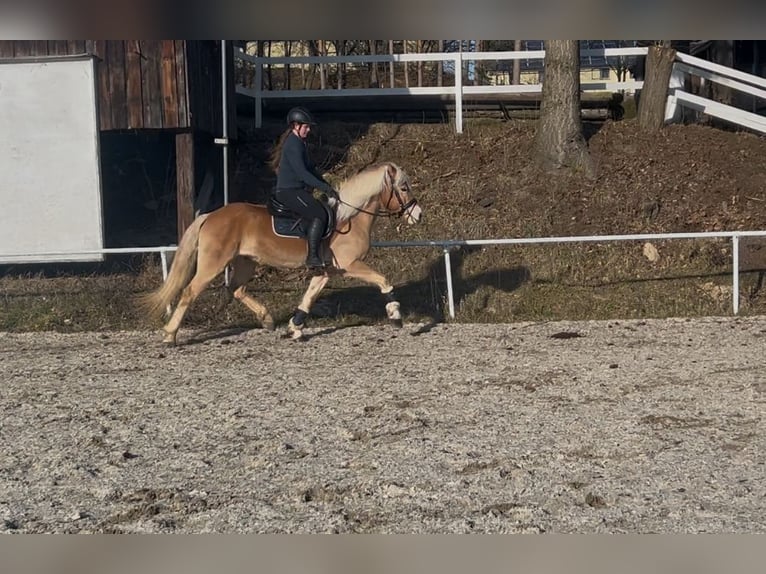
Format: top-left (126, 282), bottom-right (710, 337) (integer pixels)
top-left (336, 183), bottom-right (418, 219)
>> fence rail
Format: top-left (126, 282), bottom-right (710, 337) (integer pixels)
top-left (235, 47), bottom-right (649, 133)
top-left (16, 229), bottom-right (766, 321)
top-left (236, 45), bottom-right (766, 134)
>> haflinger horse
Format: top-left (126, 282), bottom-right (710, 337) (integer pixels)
top-left (139, 161), bottom-right (422, 344)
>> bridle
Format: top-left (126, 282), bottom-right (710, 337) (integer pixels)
top-left (337, 177), bottom-right (418, 219)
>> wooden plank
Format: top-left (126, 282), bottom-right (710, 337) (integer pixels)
top-left (14, 42), bottom-right (32, 57)
top-left (159, 41), bottom-right (179, 127)
top-left (125, 40), bottom-right (144, 129)
top-left (67, 40), bottom-right (86, 54)
top-left (185, 41), bottom-right (201, 131)
top-left (92, 40), bottom-right (110, 130)
top-left (48, 41), bottom-right (69, 55)
top-left (107, 41), bottom-right (127, 129)
top-left (0, 41), bottom-right (14, 58)
top-left (140, 40), bottom-right (163, 128)
top-left (88, 40), bottom-right (104, 58)
top-left (175, 132), bottom-right (196, 240)
top-left (174, 41), bottom-right (189, 128)
top-left (29, 41), bottom-right (49, 56)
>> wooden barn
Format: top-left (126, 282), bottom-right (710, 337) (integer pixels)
top-left (0, 40), bottom-right (236, 263)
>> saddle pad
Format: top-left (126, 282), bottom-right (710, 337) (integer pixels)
top-left (271, 216), bottom-right (334, 239)
top-left (271, 216), bottom-right (306, 239)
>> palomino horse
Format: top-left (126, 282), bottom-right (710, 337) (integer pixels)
top-left (140, 161), bottom-right (423, 344)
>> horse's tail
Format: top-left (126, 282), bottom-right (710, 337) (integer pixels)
top-left (138, 214), bottom-right (210, 320)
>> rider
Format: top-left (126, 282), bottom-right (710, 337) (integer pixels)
top-left (270, 106), bottom-right (339, 269)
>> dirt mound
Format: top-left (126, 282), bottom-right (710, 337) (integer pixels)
top-left (234, 118), bottom-right (766, 240)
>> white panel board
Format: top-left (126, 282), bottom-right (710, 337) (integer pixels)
top-left (0, 56), bottom-right (104, 263)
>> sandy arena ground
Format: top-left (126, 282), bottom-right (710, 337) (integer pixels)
top-left (0, 316), bottom-right (764, 533)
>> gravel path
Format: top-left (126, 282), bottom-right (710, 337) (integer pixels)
top-left (1, 316), bottom-right (764, 533)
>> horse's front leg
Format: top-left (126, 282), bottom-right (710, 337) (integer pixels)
top-left (288, 273), bottom-right (330, 340)
top-left (341, 260), bottom-right (403, 328)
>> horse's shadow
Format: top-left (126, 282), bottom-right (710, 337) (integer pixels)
top-left (314, 245), bottom-right (531, 325)
top-left (176, 247), bottom-right (527, 345)
top-left (182, 326), bottom-right (251, 346)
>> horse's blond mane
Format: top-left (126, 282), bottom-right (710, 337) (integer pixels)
top-left (336, 162), bottom-right (398, 222)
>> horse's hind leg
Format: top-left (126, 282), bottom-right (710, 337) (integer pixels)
top-left (229, 257), bottom-right (275, 331)
top-left (340, 260), bottom-right (403, 327)
top-left (162, 256), bottom-right (228, 345)
top-left (288, 273), bottom-right (330, 340)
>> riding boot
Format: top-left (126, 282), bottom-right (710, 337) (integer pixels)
top-left (305, 218), bottom-right (325, 269)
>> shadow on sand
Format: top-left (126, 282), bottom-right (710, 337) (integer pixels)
top-left (314, 245), bottom-right (531, 326)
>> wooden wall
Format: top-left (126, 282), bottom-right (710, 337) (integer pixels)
top-left (0, 40), bottom-right (235, 135)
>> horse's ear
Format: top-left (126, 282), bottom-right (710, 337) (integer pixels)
top-left (385, 163), bottom-right (397, 189)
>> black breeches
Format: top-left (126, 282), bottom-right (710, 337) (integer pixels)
top-left (275, 188), bottom-right (328, 226)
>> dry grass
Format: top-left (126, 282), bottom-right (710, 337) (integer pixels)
top-left (4, 117), bottom-right (766, 333)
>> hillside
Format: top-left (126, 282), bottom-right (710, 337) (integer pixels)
top-left (3, 116), bottom-right (766, 332)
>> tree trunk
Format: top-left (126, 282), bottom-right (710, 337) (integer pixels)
top-left (473, 40), bottom-right (482, 86)
top-left (637, 43), bottom-right (676, 132)
top-left (403, 41), bottom-right (409, 88)
top-left (319, 40), bottom-right (327, 90)
top-left (534, 40), bottom-right (593, 175)
top-left (388, 40), bottom-right (395, 88)
top-left (437, 40), bottom-right (443, 87)
top-left (336, 40), bottom-right (344, 90)
top-left (512, 39), bottom-right (521, 84)
top-left (369, 40), bottom-right (379, 87)
top-left (284, 41), bottom-right (291, 90)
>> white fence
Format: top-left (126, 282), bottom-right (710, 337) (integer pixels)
top-left (235, 47), bottom-right (648, 133)
top-left (376, 230), bottom-right (766, 319)
top-left (23, 229), bottom-right (765, 320)
top-left (671, 51), bottom-right (766, 134)
top-left (11, 46), bottom-right (765, 321)
top-left (236, 46), bottom-right (766, 135)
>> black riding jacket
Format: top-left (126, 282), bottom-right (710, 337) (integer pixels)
top-left (276, 132), bottom-right (333, 194)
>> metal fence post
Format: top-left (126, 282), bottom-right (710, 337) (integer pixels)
top-left (454, 51), bottom-right (463, 134)
top-left (443, 247), bottom-right (455, 319)
top-left (255, 60), bottom-right (263, 128)
top-left (732, 234), bottom-right (740, 314)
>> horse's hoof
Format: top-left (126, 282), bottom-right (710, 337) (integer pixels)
top-left (287, 318), bottom-right (304, 341)
top-left (390, 318), bottom-right (403, 329)
top-left (162, 334), bottom-right (177, 345)
top-left (262, 317), bottom-right (276, 331)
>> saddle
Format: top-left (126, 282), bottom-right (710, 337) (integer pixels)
top-left (267, 195), bottom-right (336, 240)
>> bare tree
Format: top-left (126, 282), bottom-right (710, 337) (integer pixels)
top-left (403, 41), bottom-right (409, 88)
top-left (388, 40), bottom-right (395, 88)
top-left (534, 40), bottom-right (593, 175)
top-left (369, 40), bottom-right (379, 87)
top-left (637, 40), bottom-right (676, 132)
top-left (319, 40), bottom-right (327, 89)
top-left (334, 40), bottom-right (346, 89)
top-left (417, 40), bottom-right (423, 86)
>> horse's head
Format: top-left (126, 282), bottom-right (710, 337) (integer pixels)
top-left (382, 163), bottom-right (422, 224)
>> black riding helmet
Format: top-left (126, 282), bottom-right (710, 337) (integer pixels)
top-left (286, 106), bottom-right (316, 126)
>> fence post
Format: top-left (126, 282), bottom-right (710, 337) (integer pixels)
top-left (160, 249), bottom-right (170, 281)
top-left (732, 234), bottom-right (740, 314)
top-left (255, 60), bottom-right (263, 128)
top-left (454, 51), bottom-right (463, 133)
top-left (444, 247), bottom-right (456, 319)
top-left (160, 248), bottom-right (172, 316)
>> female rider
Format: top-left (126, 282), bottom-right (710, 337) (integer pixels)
top-left (269, 107), bottom-right (338, 269)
